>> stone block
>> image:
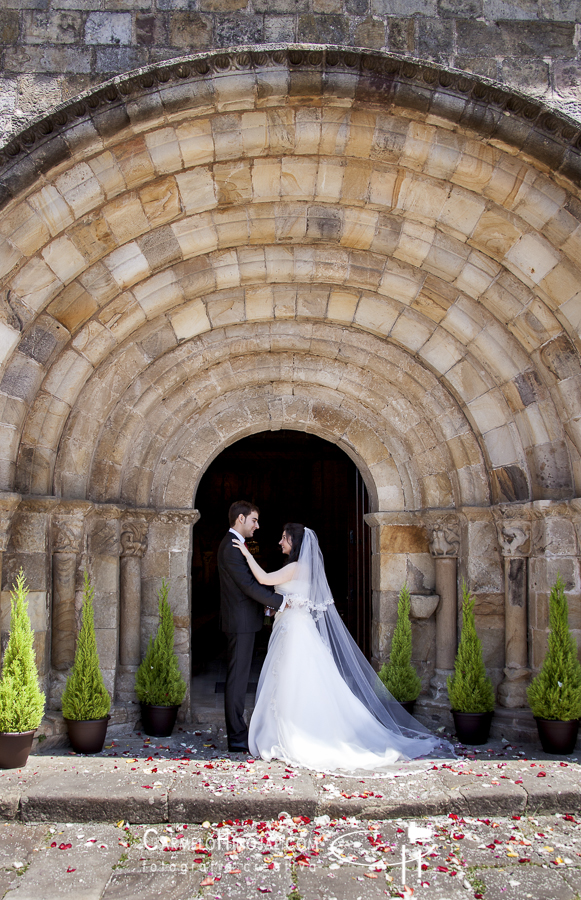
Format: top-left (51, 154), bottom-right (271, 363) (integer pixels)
top-left (527, 440), bottom-right (573, 499)
top-left (4, 45), bottom-right (92, 74)
top-left (215, 12), bottom-right (263, 45)
top-left (140, 177), bottom-right (181, 228)
top-left (298, 13), bottom-right (348, 43)
top-left (85, 11), bottom-right (131, 44)
top-left (456, 20), bottom-right (575, 57)
top-left (388, 17), bottom-right (415, 52)
top-left (501, 57), bottom-right (550, 96)
top-left (105, 242), bottom-right (151, 290)
top-left (264, 15), bottom-right (296, 41)
top-left (416, 17), bottom-right (454, 62)
top-left (355, 16), bottom-right (386, 48)
top-left (0, 10), bottom-right (18, 42)
top-left (136, 13), bottom-right (167, 45)
top-left (0, 352), bottom-right (44, 403)
top-left (169, 12), bottom-right (213, 50)
top-left (23, 10), bottom-right (82, 44)
top-left (1, 589), bottom-right (47, 632)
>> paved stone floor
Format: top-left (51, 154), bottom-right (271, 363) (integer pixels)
top-left (2, 811), bottom-right (581, 899)
top-left (2, 727), bottom-right (581, 897)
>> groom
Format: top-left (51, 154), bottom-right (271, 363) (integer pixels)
top-left (217, 500), bottom-right (284, 753)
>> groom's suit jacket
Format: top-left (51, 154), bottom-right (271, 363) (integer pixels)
top-left (217, 533), bottom-right (283, 633)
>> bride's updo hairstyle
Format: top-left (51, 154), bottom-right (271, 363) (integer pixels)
top-left (283, 523), bottom-right (305, 563)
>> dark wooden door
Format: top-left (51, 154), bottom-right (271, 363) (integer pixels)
top-left (190, 431), bottom-right (371, 672)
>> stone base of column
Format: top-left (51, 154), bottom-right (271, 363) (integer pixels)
top-left (413, 694), bottom-right (454, 731)
top-left (413, 700), bottom-right (539, 744)
top-left (497, 666), bottom-right (531, 709)
top-left (116, 665), bottom-right (140, 704)
top-left (48, 671), bottom-right (69, 711)
top-left (428, 668), bottom-right (454, 704)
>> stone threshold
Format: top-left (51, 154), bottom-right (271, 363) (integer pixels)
top-left (1, 731), bottom-right (580, 824)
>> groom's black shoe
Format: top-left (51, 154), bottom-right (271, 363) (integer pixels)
top-left (228, 742), bottom-right (250, 753)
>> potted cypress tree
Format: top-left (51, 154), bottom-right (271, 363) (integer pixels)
top-left (447, 582), bottom-right (495, 745)
top-left (135, 579), bottom-right (186, 737)
top-left (61, 571), bottom-right (111, 754)
top-left (378, 583), bottom-right (422, 714)
top-left (0, 569), bottom-right (45, 769)
top-left (527, 574), bottom-right (581, 754)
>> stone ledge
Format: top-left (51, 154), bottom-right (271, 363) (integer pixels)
top-left (3, 748), bottom-right (581, 824)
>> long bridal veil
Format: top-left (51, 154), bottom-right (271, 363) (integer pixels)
top-left (289, 527), bottom-right (454, 759)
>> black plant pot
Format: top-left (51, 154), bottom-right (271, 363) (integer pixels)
top-left (452, 710), bottom-right (493, 745)
top-left (0, 730), bottom-right (35, 769)
top-left (535, 717), bottom-right (579, 755)
top-left (65, 716), bottom-right (109, 754)
top-left (140, 703), bottom-right (179, 738)
top-left (400, 700), bottom-right (416, 716)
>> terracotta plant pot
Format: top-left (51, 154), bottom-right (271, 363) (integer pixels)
top-left (64, 716), bottom-right (109, 754)
top-left (140, 703), bottom-right (179, 738)
top-left (400, 700), bottom-right (416, 716)
top-left (0, 730), bottom-right (35, 769)
top-left (535, 717), bottom-right (579, 755)
top-left (452, 710), bottom-right (493, 745)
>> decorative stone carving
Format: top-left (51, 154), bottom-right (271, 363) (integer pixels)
top-left (51, 507), bottom-right (90, 672)
top-left (52, 517), bottom-right (84, 555)
top-left (497, 522), bottom-right (531, 558)
top-left (120, 522), bottom-right (148, 559)
top-left (427, 519), bottom-right (460, 558)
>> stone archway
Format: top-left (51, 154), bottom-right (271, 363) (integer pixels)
top-left (1, 47), bottom-right (581, 735)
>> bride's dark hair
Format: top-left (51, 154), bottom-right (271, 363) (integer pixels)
top-left (283, 523), bottom-right (305, 563)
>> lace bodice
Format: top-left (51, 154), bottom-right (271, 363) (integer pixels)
top-left (276, 579), bottom-right (310, 608)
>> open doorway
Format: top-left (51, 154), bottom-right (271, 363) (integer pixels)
top-left (190, 430), bottom-right (370, 719)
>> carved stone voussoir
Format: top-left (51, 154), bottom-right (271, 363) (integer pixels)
top-left (120, 521), bottom-right (149, 559)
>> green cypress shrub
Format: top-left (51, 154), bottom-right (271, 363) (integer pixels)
top-left (447, 582), bottom-right (495, 714)
top-left (61, 571), bottom-right (111, 721)
top-left (135, 579), bottom-right (186, 707)
top-left (0, 569), bottom-right (45, 733)
top-left (378, 582), bottom-right (422, 702)
top-left (527, 574), bottom-right (581, 721)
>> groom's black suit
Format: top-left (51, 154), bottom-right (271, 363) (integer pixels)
top-left (217, 532), bottom-right (284, 748)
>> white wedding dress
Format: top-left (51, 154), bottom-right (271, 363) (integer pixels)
top-left (248, 534), bottom-right (452, 772)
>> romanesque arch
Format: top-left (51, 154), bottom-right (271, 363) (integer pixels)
top-left (2, 47), bottom-right (581, 732)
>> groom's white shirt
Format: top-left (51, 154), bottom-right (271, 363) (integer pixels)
top-left (229, 527), bottom-right (286, 613)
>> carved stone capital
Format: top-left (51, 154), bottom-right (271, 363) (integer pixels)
top-left (51, 502), bottom-right (93, 554)
top-left (424, 515), bottom-right (460, 558)
top-left (120, 521), bottom-right (149, 558)
top-left (496, 521), bottom-right (531, 558)
top-left (153, 509), bottom-right (201, 527)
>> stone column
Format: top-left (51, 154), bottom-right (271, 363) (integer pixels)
top-left (51, 506), bottom-right (89, 671)
top-left (119, 520), bottom-right (148, 668)
top-left (0, 493), bottom-right (21, 658)
top-left (426, 516), bottom-right (460, 702)
top-left (143, 509), bottom-right (200, 720)
top-left (495, 519), bottom-right (531, 708)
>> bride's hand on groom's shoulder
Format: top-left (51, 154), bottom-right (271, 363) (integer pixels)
top-left (232, 538), bottom-right (249, 557)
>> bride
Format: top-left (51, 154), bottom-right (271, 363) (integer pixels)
top-left (232, 523), bottom-right (452, 772)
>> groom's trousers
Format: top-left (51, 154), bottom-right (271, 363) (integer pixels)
top-left (224, 631), bottom-right (255, 746)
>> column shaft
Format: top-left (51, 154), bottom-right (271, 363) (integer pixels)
top-left (51, 551), bottom-right (77, 670)
top-left (435, 556), bottom-right (457, 672)
top-left (119, 555), bottom-right (141, 667)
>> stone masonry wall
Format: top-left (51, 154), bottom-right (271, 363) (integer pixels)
top-left (2, 0), bottom-right (581, 146)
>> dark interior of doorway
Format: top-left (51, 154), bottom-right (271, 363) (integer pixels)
top-left (190, 430), bottom-right (371, 679)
